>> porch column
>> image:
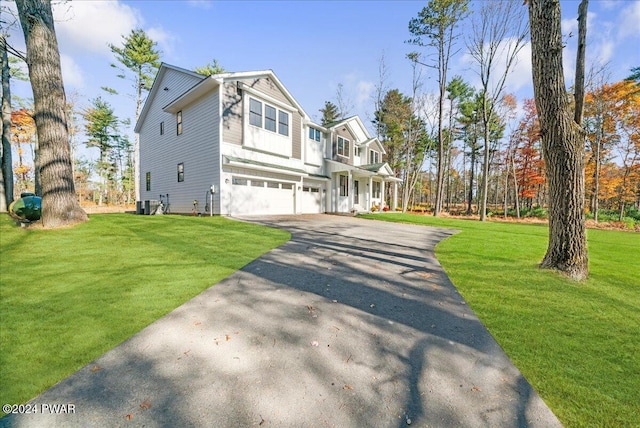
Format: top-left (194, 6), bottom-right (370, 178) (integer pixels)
top-left (348, 170), bottom-right (353, 211)
top-left (380, 179), bottom-right (386, 209)
top-left (392, 181), bottom-right (398, 211)
top-left (368, 176), bottom-right (373, 211)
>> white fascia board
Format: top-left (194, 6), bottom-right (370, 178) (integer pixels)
top-left (135, 63), bottom-right (204, 132)
top-left (163, 76), bottom-right (221, 113)
top-left (306, 121), bottom-right (329, 132)
top-left (349, 116), bottom-right (371, 139)
top-left (227, 70), bottom-right (309, 119)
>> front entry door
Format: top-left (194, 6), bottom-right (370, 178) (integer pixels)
top-left (354, 180), bottom-right (359, 204)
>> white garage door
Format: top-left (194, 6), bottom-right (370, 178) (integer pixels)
top-left (300, 185), bottom-right (323, 214)
top-left (230, 177), bottom-right (294, 215)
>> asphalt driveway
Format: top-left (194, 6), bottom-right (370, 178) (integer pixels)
top-left (2, 215), bottom-right (561, 427)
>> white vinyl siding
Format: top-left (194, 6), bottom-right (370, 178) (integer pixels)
top-left (139, 68), bottom-right (220, 213)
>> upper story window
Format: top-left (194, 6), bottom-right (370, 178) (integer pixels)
top-left (160, 121), bottom-right (164, 135)
top-left (278, 111), bottom-right (289, 136)
top-left (265, 105), bottom-right (277, 132)
top-left (354, 147), bottom-right (360, 157)
top-left (146, 172), bottom-right (151, 191)
top-left (249, 97), bottom-right (289, 137)
top-left (250, 98), bottom-right (262, 127)
top-left (337, 136), bottom-right (350, 158)
top-left (176, 111), bottom-right (183, 135)
top-left (369, 149), bottom-right (380, 164)
top-left (308, 127), bottom-right (321, 142)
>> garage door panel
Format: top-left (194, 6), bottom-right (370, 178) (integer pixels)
top-left (300, 185), bottom-right (323, 214)
top-left (231, 178), bottom-right (294, 215)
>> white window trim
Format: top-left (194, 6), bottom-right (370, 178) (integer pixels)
top-left (248, 96), bottom-right (290, 137)
top-left (337, 136), bottom-right (350, 158)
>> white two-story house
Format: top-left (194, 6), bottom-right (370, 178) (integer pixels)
top-left (135, 63), bottom-right (400, 216)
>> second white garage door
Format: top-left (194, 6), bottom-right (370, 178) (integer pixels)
top-left (300, 185), bottom-right (323, 214)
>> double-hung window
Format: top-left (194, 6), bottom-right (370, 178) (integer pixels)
top-left (249, 97), bottom-right (289, 136)
top-left (278, 111), bottom-right (289, 136)
top-left (176, 111), bottom-right (183, 135)
top-left (337, 136), bottom-right (350, 157)
top-left (250, 98), bottom-right (262, 127)
top-left (265, 105), bottom-right (277, 132)
top-left (369, 150), bottom-right (380, 164)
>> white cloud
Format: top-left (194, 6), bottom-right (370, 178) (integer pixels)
top-left (187, 0), bottom-right (214, 9)
top-left (459, 38), bottom-right (533, 96)
top-left (618, 1), bottom-right (640, 39)
top-left (52, 1), bottom-right (141, 57)
top-left (146, 26), bottom-right (177, 57)
top-left (60, 54), bottom-right (85, 89)
top-left (356, 80), bottom-right (375, 109)
top-left (561, 17), bottom-right (578, 38)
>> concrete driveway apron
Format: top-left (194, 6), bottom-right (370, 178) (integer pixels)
top-left (2, 215), bottom-right (561, 428)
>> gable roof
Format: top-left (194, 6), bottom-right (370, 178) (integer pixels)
top-left (225, 70), bottom-right (309, 119)
top-left (136, 65), bottom-right (311, 132)
top-left (135, 63), bottom-right (204, 132)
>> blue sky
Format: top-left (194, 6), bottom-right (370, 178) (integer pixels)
top-left (4, 0), bottom-right (640, 162)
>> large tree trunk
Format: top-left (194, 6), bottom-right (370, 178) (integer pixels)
top-left (16, 0), bottom-right (87, 227)
top-left (1, 34), bottom-right (14, 212)
top-left (529, 0), bottom-right (588, 280)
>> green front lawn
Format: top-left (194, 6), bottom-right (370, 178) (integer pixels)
top-left (359, 213), bottom-right (639, 427)
top-left (0, 214), bottom-right (289, 412)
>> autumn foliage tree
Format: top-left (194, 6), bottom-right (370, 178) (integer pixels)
top-left (10, 108), bottom-right (36, 193)
top-left (512, 99), bottom-right (545, 209)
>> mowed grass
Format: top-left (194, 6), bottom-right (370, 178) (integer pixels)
top-left (360, 213), bottom-right (639, 428)
top-left (0, 214), bottom-right (289, 412)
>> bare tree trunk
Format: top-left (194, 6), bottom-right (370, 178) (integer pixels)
top-left (1, 34), bottom-right (14, 212)
top-left (16, 0), bottom-right (87, 227)
top-left (529, 0), bottom-right (588, 280)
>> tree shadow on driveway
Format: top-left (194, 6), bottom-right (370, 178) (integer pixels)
top-left (1, 215), bottom-right (561, 427)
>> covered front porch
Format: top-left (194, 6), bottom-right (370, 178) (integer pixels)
top-left (326, 160), bottom-right (400, 214)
